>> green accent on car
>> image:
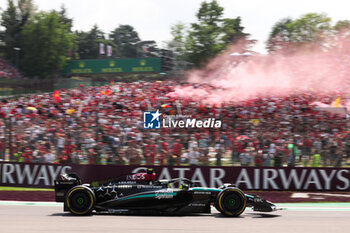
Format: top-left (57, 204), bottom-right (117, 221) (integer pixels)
top-left (118, 192), bottom-right (177, 201)
top-left (190, 188), bottom-right (221, 192)
top-left (77, 197), bottom-right (84, 205)
top-left (229, 199), bottom-right (236, 206)
top-left (120, 194), bottom-right (155, 200)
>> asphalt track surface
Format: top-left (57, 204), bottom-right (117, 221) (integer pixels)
top-left (0, 202), bottom-right (350, 233)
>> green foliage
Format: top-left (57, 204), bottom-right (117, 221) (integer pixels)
top-left (58, 5), bottom-right (73, 32)
top-left (185, 0), bottom-right (249, 67)
top-left (288, 13), bottom-right (331, 42)
top-left (21, 11), bottom-right (74, 77)
top-left (171, 22), bottom-right (186, 43)
top-left (138, 40), bottom-right (159, 57)
top-left (334, 20), bottom-right (350, 32)
top-left (1, 0), bottom-right (34, 63)
top-left (0, 30), bottom-right (4, 42)
top-left (266, 18), bottom-right (293, 53)
top-left (267, 13), bottom-right (332, 53)
top-left (167, 22), bottom-right (187, 68)
top-left (221, 17), bottom-right (247, 45)
top-left (185, 0), bottom-right (223, 67)
top-left (268, 18), bottom-right (293, 41)
top-left (333, 20), bottom-right (350, 53)
top-left (196, 0), bottom-right (223, 26)
top-left (109, 25), bottom-right (140, 58)
top-left (17, 0), bottom-right (35, 26)
top-left (75, 25), bottom-right (110, 59)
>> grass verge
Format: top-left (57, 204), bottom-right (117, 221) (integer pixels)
top-left (0, 186), bottom-right (54, 191)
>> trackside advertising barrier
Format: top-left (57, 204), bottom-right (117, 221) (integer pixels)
top-left (63, 58), bottom-right (161, 75)
top-left (0, 162), bottom-right (349, 191)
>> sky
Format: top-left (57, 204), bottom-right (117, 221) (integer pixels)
top-left (1, 0), bottom-right (350, 53)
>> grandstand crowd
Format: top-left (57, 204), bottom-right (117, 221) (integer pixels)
top-left (0, 58), bottom-right (23, 79)
top-left (0, 80), bottom-right (349, 167)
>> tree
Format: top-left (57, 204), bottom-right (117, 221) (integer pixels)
top-left (58, 5), bottom-right (73, 32)
top-left (21, 11), bottom-right (74, 77)
top-left (334, 20), bottom-right (350, 32)
top-left (185, 0), bottom-right (224, 67)
top-left (138, 40), bottom-right (159, 57)
top-left (171, 22), bottom-right (186, 43)
top-left (266, 18), bottom-right (293, 53)
top-left (76, 25), bottom-right (106, 59)
top-left (0, 0), bottom-right (34, 63)
top-left (165, 22), bottom-right (189, 70)
top-left (17, 0), bottom-right (35, 26)
top-left (56, 5), bottom-right (77, 58)
top-left (221, 17), bottom-right (248, 45)
top-left (333, 20), bottom-right (350, 53)
top-left (0, 30), bottom-right (4, 43)
top-left (75, 31), bottom-right (89, 59)
top-left (288, 13), bottom-right (331, 43)
top-left (267, 13), bottom-right (332, 53)
top-left (0, 0), bottom-right (17, 59)
top-left (185, 0), bottom-right (249, 67)
top-left (109, 25), bottom-right (140, 58)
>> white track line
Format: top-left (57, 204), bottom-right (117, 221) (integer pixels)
top-left (0, 201), bottom-right (63, 206)
top-left (1, 201), bottom-right (350, 211)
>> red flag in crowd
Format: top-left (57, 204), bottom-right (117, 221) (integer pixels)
top-left (53, 90), bottom-right (60, 102)
top-left (101, 89), bottom-right (112, 95)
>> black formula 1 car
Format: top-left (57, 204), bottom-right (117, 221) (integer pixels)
top-left (54, 168), bottom-right (278, 217)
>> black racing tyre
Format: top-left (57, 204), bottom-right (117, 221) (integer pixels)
top-left (66, 185), bottom-right (95, 215)
top-left (215, 187), bottom-right (247, 217)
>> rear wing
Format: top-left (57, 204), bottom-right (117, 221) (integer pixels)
top-left (54, 173), bottom-right (82, 202)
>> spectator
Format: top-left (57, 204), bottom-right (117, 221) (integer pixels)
top-left (0, 80), bottom-right (348, 167)
top-left (262, 148), bottom-right (272, 166)
top-left (172, 138), bottom-right (183, 166)
top-left (312, 151), bottom-right (321, 167)
top-left (44, 150), bottom-right (55, 163)
top-left (199, 133), bottom-right (210, 165)
top-left (0, 58), bottom-right (23, 79)
top-left (254, 151), bottom-right (264, 167)
top-left (188, 136), bottom-right (198, 153)
top-left (188, 147), bottom-right (200, 166)
top-left (239, 149), bottom-right (252, 166)
top-left (214, 139), bottom-right (225, 166)
top-left (159, 137), bottom-right (169, 166)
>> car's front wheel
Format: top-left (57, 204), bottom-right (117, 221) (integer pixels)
top-left (215, 187), bottom-right (246, 217)
top-left (66, 185), bottom-right (95, 215)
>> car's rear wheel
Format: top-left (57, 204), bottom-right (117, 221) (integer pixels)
top-left (66, 185), bottom-right (95, 215)
top-left (215, 187), bottom-right (246, 217)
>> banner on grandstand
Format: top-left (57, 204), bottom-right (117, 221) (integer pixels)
top-left (0, 162), bottom-right (349, 191)
top-left (63, 58), bottom-right (161, 74)
top-left (107, 45), bottom-right (112, 57)
top-left (99, 43), bottom-right (105, 55)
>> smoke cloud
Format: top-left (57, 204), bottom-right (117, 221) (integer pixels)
top-left (168, 35), bottom-right (350, 107)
